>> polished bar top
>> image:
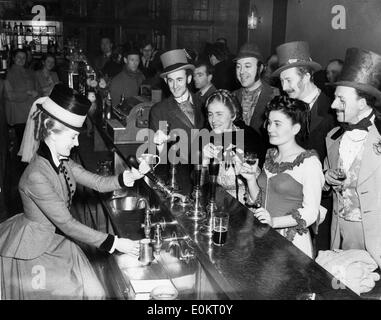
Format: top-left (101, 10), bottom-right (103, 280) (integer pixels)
top-left (102, 162), bottom-right (359, 300)
top-left (90, 115), bottom-right (360, 300)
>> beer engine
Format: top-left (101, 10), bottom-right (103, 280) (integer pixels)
top-left (185, 163), bottom-right (206, 221)
top-left (199, 161), bottom-right (220, 236)
top-left (126, 155), bottom-right (189, 205)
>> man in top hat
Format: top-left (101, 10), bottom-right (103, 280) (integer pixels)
top-left (272, 41), bottom-right (336, 163)
top-left (234, 42), bottom-right (277, 139)
top-left (149, 49), bottom-right (205, 162)
top-left (324, 48), bottom-right (381, 268)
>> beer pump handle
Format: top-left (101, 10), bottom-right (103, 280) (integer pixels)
top-left (126, 155), bottom-right (158, 183)
top-left (127, 155), bottom-right (174, 197)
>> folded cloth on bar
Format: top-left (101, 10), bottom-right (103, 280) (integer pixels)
top-left (315, 249), bottom-right (380, 295)
top-left (130, 279), bottom-right (176, 300)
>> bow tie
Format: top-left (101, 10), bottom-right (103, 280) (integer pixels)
top-left (331, 112), bottom-right (374, 140)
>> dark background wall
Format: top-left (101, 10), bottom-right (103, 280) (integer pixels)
top-left (286, 0), bottom-right (381, 67)
top-left (1, 0), bottom-right (381, 65)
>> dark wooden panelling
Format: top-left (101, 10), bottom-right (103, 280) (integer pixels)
top-left (271, 0), bottom-right (288, 53)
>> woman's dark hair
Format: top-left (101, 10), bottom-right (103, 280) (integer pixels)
top-left (206, 89), bottom-right (243, 122)
top-left (36, 53), bottom-right (56, 70)
top-left (10, 48), bottom-right (27, 66)
top-left (42, 53), bottom-right (56, 63)
top-left (265, 95), bottom-right (311, 147)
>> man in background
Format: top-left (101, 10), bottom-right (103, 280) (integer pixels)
top-left (208, 42), bottom-right (240, 91)
top-left (234, 42), bottom-right (276, 140)
top-left (110, 48), bottom-right (145, 107)
top-left (94, 37), bottom-right (122, 78)
top-left (193, 60), bottom-right (216, 109)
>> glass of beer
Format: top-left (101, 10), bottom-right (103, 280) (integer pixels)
top-left (212, 211), bottom-right (229, 246)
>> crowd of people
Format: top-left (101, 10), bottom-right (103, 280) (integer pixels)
top-left (1, 32), bottom-right (381, 299)
top-left (149, 39), bottom-right (381, 277)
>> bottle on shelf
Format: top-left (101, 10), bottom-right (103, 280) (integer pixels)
top-left (105, 92), bottom-right (112, 120)
top-left (5, 22), bottom-right (12, 51)
top-left (17, 22), bottom-right (24, 49)
top-left (118, 93), bottom-right (125, 109)
top-left (0, 36), bottom-right (8, 76)
top-left (12, 22), bottom-right (18, 50)
top-left (25, 27), bottom-right (33, 47)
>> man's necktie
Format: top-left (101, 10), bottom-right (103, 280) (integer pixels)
top-left (178, 100), bottom-right (195, 125)
top-left (331, 111), bottom-right (374, 140)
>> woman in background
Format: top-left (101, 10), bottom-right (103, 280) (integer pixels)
top-left (35, 53), bottom-right (60, 96)
top-left (4, 48), bottom-right (38, 147)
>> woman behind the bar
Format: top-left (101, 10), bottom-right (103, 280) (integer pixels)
top-left (35, 53), bottom-right (60, 97)
top-left (4, 48), bottom-right (38, 148)
top-left (239, 95), bottom-right (324, 257)
top-left (202, 89), bottom-right (265, 204)
top-left (0, 84), bottom-right (150, 299)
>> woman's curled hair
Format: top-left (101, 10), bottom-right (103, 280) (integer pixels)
top-left (33, 107), bottom-right (67, 141)
top-left (206, 89), bottom-right (243, 123)
top-left (265, 95), bottom-right (311, 147)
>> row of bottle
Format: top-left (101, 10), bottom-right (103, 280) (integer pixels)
top-left (0, 21), bottom-right (59, 73)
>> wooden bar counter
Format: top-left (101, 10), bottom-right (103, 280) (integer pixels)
top-left (83, 117), bottom-right (360, 300)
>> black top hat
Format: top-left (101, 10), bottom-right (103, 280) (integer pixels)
top-left (272, 41), bottom-right (322, 77)
top-left (331, 48), bottom-right (381, 105)
top-left (234, 42), bottom-right (264, 63)
top-left (39, 84), bottom-right (91, 131)
top-left (160, 49), bottom-right (195, 78)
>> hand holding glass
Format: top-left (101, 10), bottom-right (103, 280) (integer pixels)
top-left (244, 152), bottom-right (258, 165)
top-left (334, 167), bottom-right (347, 193)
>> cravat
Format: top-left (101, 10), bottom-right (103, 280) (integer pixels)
top-left (331, 111), bottom-right (374, 140)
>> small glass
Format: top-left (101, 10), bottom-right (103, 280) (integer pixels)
top-left (334, 159), bottom-right (347, 194)
top-left (334, 160), bottom-right (347, 214)
top-left (212, 212), bottom-right (229, 246)
top-left (244, 152), bottom-right (258, 165)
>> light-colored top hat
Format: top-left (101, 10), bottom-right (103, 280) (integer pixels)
top-left (272, 41), bottom-right (322, 77)
top-left (39, 83), bottom-right (91, 131)
top-left (160, 49), bottom-right (195, 78)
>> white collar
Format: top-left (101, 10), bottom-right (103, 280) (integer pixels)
top-left (46, 142), bottom-right (68, 168)
top-left (174, 90), bottom-right (191, 104)
top-left (302, 86), bottom-right (320, 106)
